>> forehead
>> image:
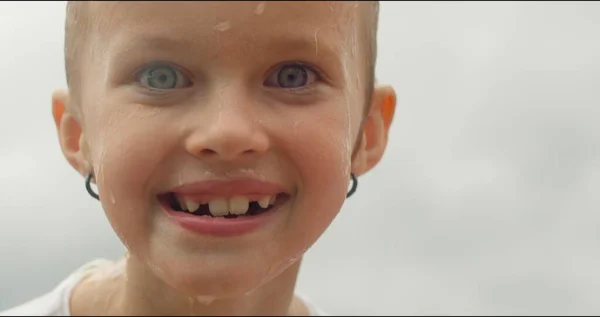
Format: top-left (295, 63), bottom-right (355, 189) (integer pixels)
top-left (90, 1), bottom-right (362, 58)
top-left (93, 1), bottom-right (358, 25)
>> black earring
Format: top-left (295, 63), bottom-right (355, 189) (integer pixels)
top-left (346, 173), bottom-right (358, 198)
top-left (86, 173), bottom-right (100, 200)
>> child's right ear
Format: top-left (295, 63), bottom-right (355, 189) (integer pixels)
top-left (52, 90), bottom-right (91, 178)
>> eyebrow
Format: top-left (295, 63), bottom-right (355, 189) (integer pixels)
top-left (264, 34), bottom-right (332, 56)
top-left (110, 34), bottom-right (197, 56)
top-left (114, 31), bottom-right (339, 55)
top-left (267, 34), bottom-right (345, 82)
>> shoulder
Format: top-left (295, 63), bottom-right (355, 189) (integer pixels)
top-left (0, 259), bottom-right (113, 316)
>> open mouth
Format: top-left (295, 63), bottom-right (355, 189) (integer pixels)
top-left (158, 192), bottom-right (289, 219)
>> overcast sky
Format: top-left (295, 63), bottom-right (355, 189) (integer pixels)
top-left (1, 1), bottom-right (599, 315)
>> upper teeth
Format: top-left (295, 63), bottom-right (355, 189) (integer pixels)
top-left (208, 199), bottom-right (229, 217)
top-left (177, 195), bottom-right (275, 216)
top-left (258, 196), bottom-right (270, 208)
top-left (229, 196), bottom-right (249, 215)
top-left (185, 201), bottom-right (199, 213)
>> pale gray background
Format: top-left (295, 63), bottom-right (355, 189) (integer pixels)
top-left (1, 1), bottom-right (599, 315)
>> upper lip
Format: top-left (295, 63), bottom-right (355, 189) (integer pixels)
top-left (165, 178), bottom-right (288, 199)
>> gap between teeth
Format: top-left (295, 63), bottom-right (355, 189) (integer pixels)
top-left (179, 195), bottom-right (276, 216)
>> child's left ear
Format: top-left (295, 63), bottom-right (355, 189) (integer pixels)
top-left (351, 85), bottom-right (396, 176)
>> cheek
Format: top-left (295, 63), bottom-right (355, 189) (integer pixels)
top-left (278, 101), bottom-right (359, 241)
top-left (294, 100), bottom-right (360, 185)
top-left (85, 105), bottom-right (171, 247)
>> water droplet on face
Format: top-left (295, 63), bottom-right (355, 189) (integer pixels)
top-left (178, 172), bottom-right (184, 186)
top-left (213, 21), bottom-right (231, 32)
top-left (194, 295), bottom-right (217, 306)
top-left (254, 2), bottom-right (266, 15)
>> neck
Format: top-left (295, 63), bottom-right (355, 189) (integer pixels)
top-left (73, 254), bottom-right (307, 316)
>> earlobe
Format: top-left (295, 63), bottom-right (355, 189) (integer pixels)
top-left (52, 90), bottom-right (89, 177)
top-left (351, 85), bottom-right (397, 176)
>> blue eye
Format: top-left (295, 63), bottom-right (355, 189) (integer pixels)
top-left (265, 63), bottom-right (318, 89)
top-left (138, 64), bottom-right (190, 90)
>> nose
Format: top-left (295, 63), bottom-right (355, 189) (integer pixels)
top-left (184, 106), bottom-right (270, 161)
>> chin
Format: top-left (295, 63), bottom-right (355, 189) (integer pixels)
top-left (154, 257), bottom-right (282, 299)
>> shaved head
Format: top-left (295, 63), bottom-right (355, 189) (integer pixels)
top-left (64, 1), bottom-right (87, 91)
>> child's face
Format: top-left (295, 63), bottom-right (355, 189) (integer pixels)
top-left (54, 1), bottom-right (395, 297)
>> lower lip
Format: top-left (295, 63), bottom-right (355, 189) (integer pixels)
top-left (161, 203), bottom-right (281, 238)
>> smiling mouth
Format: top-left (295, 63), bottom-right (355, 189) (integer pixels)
top-left (158, 192), bottom-right (290, 219)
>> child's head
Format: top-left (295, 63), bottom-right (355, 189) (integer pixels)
top-left (53, 1), bottom-right (396, 298)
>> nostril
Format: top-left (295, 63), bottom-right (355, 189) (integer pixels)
top-left (200, 149), bottom-right (218, 156)
top-left (197, 148), bottom-right (256, 158)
